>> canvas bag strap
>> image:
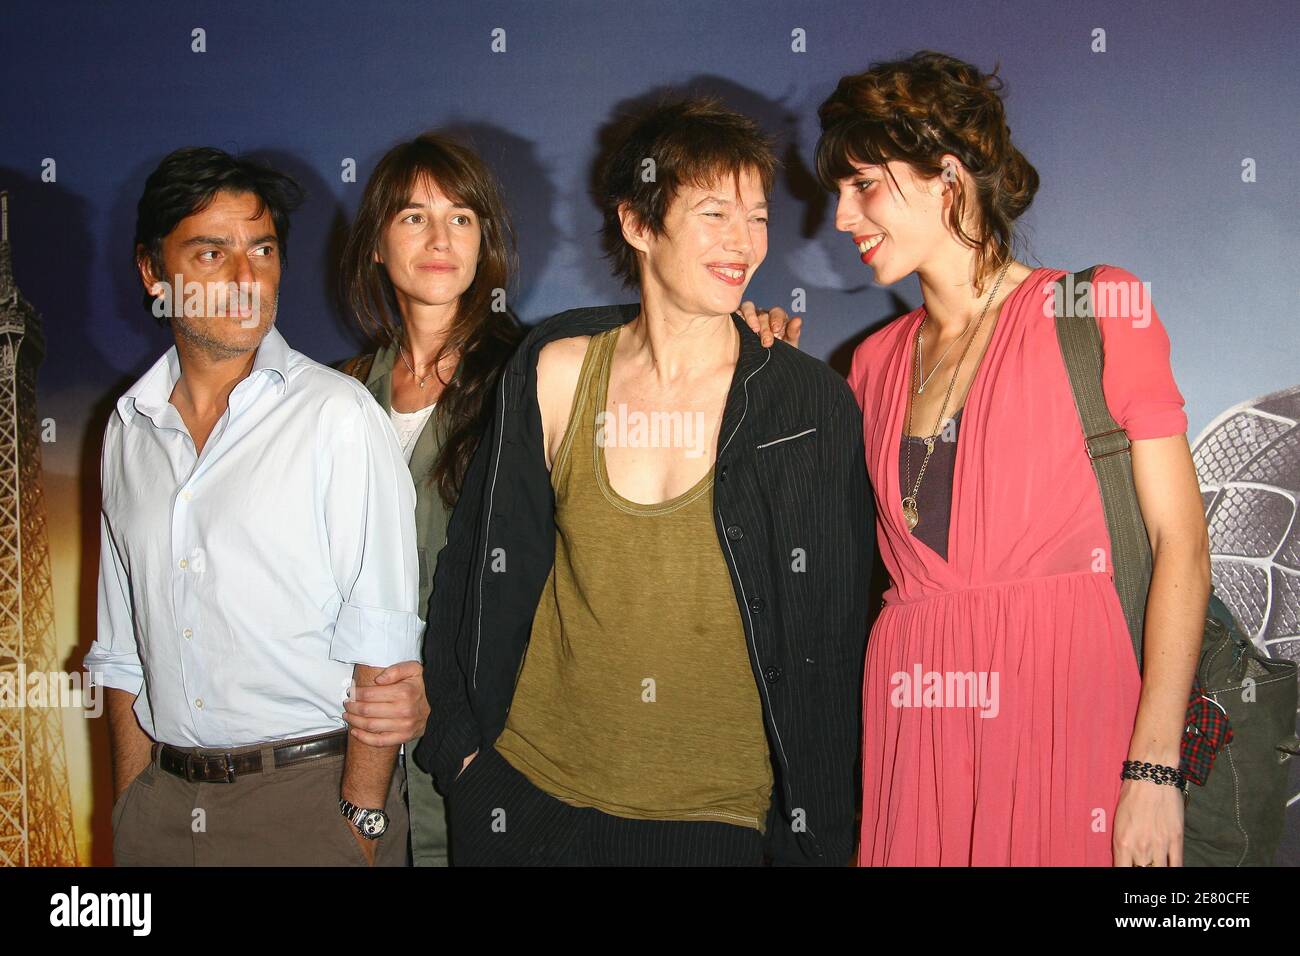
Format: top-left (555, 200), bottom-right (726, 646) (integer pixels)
top-left (339, 352), bottom-right (375, 384)
top-left (1052, 266), bottom-right (1153, 671)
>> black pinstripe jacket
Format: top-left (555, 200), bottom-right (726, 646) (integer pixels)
top-left (415, 304), bottom-right (874, 865)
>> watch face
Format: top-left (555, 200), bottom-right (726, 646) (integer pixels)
top-left (360, 810), bottom-right (387, 838)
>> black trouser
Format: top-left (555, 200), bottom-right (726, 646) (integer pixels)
top-left (448, 745), bottom-right (765, 866)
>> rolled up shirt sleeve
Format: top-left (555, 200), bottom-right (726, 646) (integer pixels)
top-left (85, 506), bottom-right (145, 695)
top-left (324, 384), bottom-right (425, 667)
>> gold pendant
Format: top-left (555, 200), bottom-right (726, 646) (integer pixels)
top-left (901, 496), bottom-right (919, 532)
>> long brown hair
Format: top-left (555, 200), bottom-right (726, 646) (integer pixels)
top-left (340, 132), bottom-right (523, 508)
top-left (815, 51), bottom-right (1039, 295)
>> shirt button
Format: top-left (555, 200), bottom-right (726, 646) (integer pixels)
top-left (181, 490), bottom-right (193, 501)
top-left (182, 628), bottom-right (193, 639)
top-left (178, 558), bottom-right (188, 570)
top-left (763, 666), bottom-right (783, 683)
top-left (194, 698), bottom-right (204, 709)
top-left (748, 597), bottom-right (765, 612)
top-left (726, 525), bottom-right (743, 540)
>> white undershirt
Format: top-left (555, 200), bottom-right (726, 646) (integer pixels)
top-left (389, 403), bottom-right (437, 463)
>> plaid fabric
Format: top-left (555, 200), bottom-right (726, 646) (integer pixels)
top-left (1180, 681), bottom-right (1234, 787)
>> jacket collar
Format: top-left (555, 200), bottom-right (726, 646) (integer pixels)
top-left (718, 311), bottom-right (772, 458)
top-left (364, 339), bottom-right (398, 412)
top-left (367, 336), bottom-right (449, 482)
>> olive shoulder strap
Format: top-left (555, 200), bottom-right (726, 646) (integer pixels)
top-left (1051, 265), bottom-right (1153, 671)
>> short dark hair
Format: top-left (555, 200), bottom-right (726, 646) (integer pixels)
top-left (133, 146), bottom-right (305, 319)
top-left (596, 96), bottom-right (777, 288)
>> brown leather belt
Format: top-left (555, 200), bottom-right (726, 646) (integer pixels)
top-left (156, 730), bottom-right (347, 783)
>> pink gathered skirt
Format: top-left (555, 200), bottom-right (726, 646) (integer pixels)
top-left (859, 570), bottom-right (1140, 865)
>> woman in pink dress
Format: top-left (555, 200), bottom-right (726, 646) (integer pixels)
top-left (816, 52), bottom-right (1211, 865)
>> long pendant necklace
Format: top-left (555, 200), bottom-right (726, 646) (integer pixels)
top-left (901, 260), bottom-right (1012, 533)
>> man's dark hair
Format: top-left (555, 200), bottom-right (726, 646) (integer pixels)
top-left (134, 146), bottom-right (305, 319)
top-left (596, 96), bottom-right (777, 289)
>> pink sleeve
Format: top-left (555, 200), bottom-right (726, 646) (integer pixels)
top-left (1092, 264), bottom-right (1188, 440)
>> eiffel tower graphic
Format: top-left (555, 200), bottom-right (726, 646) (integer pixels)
top-left (0, 191), bottom-right (78, 866)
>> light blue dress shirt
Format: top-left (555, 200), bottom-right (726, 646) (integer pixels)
top-left (85, 325), bottom-right (425, 748)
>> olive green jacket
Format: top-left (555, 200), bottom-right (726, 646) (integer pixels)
top-left (338, 340), bottom-right (450, 613)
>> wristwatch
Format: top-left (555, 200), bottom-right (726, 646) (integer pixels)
top-left (339, 797), bottom-right (388, 839)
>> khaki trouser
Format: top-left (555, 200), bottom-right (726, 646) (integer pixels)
top-left (112, 731), bottom-right (408, 866)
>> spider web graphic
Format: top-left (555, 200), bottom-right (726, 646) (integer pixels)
top-left (1191, 383), bottom-right (1300, 827)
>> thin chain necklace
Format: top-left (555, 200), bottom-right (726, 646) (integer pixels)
top-left (915, 321), bottom-right (972, 394)
top-left (901, 259), bottom-right (1012, 533)
top-left (398, 342), bottom-right (451, 389)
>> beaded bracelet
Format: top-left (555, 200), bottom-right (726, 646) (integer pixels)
top-left (1121, 760), bottom-right (1186, 790)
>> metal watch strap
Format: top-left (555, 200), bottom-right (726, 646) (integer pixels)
top-left (338, 797), bottom-right (386, 838)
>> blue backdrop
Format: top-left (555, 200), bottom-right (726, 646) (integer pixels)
top-left (2, 0), bottom-right (1296, 866)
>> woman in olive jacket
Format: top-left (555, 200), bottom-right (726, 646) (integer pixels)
top-left (336, 132), bottom-right (524, 866)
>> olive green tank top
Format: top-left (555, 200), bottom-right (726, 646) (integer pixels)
top-left (493, 326), bottom-right (773, 830)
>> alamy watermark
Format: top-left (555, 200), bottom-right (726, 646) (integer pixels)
top-left (50, 886), bottom-right (150, 935)
top-left (596, 404), bottom-right (708, 459)
top-left (0, 665), bottom-right (103, 718)
top-left (889, 665), bottom-right (1000, 718)
top-left (151, 275), bottom-right (262, 327)
top-left (1043, 274), bottom-right (1152, 328)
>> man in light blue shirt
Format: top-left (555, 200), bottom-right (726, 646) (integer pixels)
top-left (85, 147), bottom-right (430, 865)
